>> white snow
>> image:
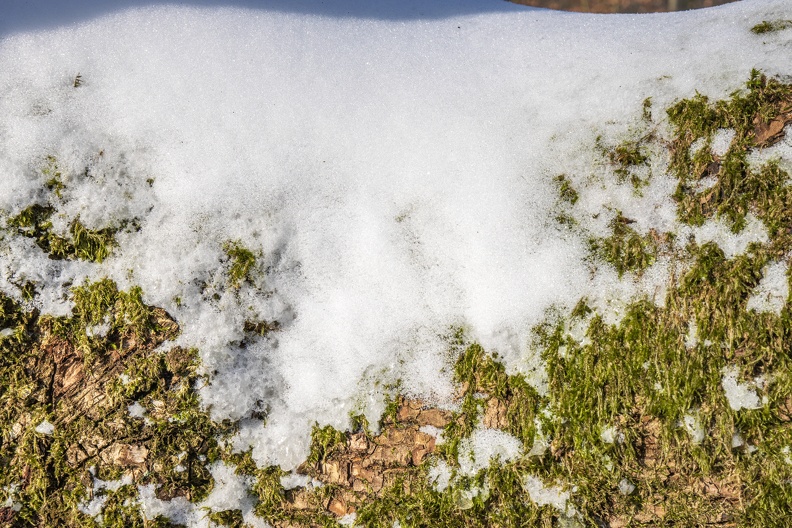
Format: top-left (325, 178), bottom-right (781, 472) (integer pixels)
top-left (618, 478), bottom-right (635, 496)
top-left (79, 474), bottom-right (133, 518)
top-left (139, 462), bottom-right (266, 528)
top-left (747, 260), bottom-right (789, 314)
top-left (682, 412), bottom-right (705, 445)
top-left (522, 475), bottom-right (572, 513)
top-left (711, 128), bottom-right (736, 158)
top-left (458, 428), bottom-right (523, 476)
top-left (34, 420), bottom-right (54, 435)
top-left (683, 213), bottom-right (769, 259)
top-left (600, 425), bottom-right (623, 444)
top-left (721, 366), bottom-right (762, 411)
top-left (428, 459), bottom-right (453, 492)
top-left (127, 402), bottom-right (146, 419)
top-left (1, 0), bottom-right (792, 523)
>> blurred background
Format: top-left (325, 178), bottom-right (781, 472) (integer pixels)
top-left (510, 0), bottom-right (738, 14)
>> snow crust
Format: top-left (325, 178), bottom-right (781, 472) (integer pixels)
top-left (1, 0), bottom-right (791, 505)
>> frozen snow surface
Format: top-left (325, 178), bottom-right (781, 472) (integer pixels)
top-left (1, 0), bottom-right (792, 504)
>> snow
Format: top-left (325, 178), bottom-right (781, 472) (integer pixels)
top-left (139, 462), bottom-right (266, 528)
top-left (127, 402), bottom-right (146, 419)
top-left (682, 412), bottom-right (705, 445)
top-left (721, 366), bottom-right (763, 411)
top-left (711, 128), bottom-right (736, 158)
top-left (458, 428), bottom-right (523, 476)
top-left (1, 0), bottom-right (792, 523)
top-left (600, 425), bottom-right (623, 444)
top-left (747, 260), bottom-right (789, 314)
top-left (618, 478), bottom-right (635, 496)
top-left (34, 420), bottom-right (54, 435)
top-left (522, 475), bottom-right (572, 513)
top-left (428, 459), bottom-right (453, 492)
top-left (79, 474), bottom-right (133, 518)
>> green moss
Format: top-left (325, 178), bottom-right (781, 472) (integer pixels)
top-left (307, 424), bottom-right (347, 466)
top-left (642, 97), bottom-right (653, 121)
top-left (606, 139), bottom-right (650, 190)
top-left (0, 280), bottom-right (231, 526)
top-left (751, 20), bottom-right (792, 34)
top-left (223, 241), bottom-right (257, 289)
top-left (553, 175), bottom-right (579, 205)
top-left (589, 214), bottom-right (661, 277)
top-left (7, 205), bottom-right (117, 263)
top-left (207, 509), bottom-right (244, 527)
top-left (668, 71), bottom-right (792, 230)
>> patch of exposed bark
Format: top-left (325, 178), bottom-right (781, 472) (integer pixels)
top-left (0, 292), bottom-right (222, 526)
top-left (270, 397), bottom-right (453, 525)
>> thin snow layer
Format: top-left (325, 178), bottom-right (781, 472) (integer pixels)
top-left (1, 0), bottom-right (791, 472)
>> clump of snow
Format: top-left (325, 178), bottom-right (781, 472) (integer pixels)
top-left (721, 366), bottom-right (762, 411)
top-left (618, 478), bottom-right (635, 496)
top-left (682, 412), bottom-right (705, 445)
top-left (138, 485), bottom-right (197, 526)
top-left (419, 425), bottom-right (444, 443)
top-left (458, 428), bottom-right (522, 476)
top-left (339, 513), bottom-right (357, 526)
top-left (685, 319), bottom-right (698, 349)
top-left (747, 261), bottom-right (789, 314)
top-left (127, 402), bottom-right (146, 419)
top-left (732, 432), bottom-right (744, 448)
top-left (682, 214), bottom-right (769, 259)
top-left (427, 459), bottom-right (453, 492)
top-left (139, 462), bottom-right (267, 528)
top-left (34, 420), bottom-right (54, 435)
top-left (85, 318), bottom-right (111, 338)
top-left (1, 484), bottom-right (22, 513)
top-left (600, 425), bottom-right (623, 444)
top-left (522, 475), bottom-right (572, 513)
top-left (79, 474), bottom-right (133, 518)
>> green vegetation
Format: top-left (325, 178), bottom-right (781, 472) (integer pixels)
top-left (8, 204), bottom-right (117, 263)
top-left (589, 214), bottom-right (666, 277)
top-left (667, 70), bottom-right (792, 230)
top-left (751, 20), bottom-right (792, 34)
top-left (553, 174), bottom-right (579, 206)
top-left (0, 281), bottom-right (233, 527)
top-left (605, 137), bottom-right (651, 190)
top-left (4, 157), bottom-right (125, 263)
top-left (223, 240), bottom-right (257, 288)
